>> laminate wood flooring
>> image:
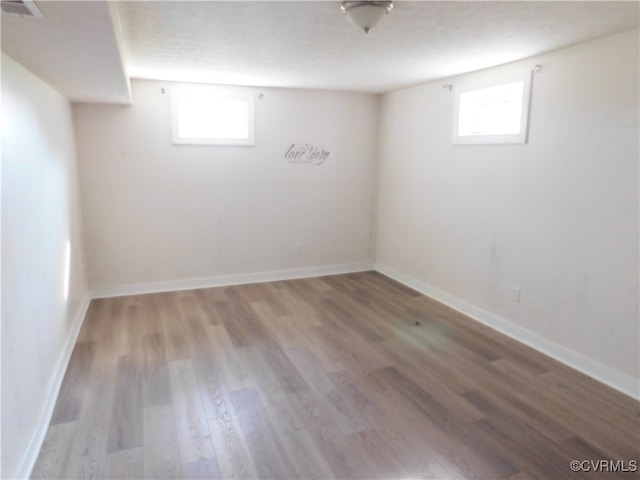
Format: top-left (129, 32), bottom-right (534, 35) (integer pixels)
top-left (32, 272), bottom-right (639, 479)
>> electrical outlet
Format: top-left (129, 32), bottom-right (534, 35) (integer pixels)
top-left (512, 287), bottom-right (521, 303)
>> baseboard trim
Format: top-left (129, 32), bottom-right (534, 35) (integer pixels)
top-left (375, 264), bottom-right (639, 400)
top-left (17, 293), bottom-right (92, 480)
top-left (90, 262), bottom-right (376, 298)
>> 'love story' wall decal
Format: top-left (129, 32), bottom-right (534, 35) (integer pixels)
top-left (284, 144), bottom-right (330, 165)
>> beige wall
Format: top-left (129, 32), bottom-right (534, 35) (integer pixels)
top-left (1, 54), bottom-right (89, 479)
top-left (74, 80), bottom-right (379, 293)
top-left (376, 29), bottom-right (639, 395)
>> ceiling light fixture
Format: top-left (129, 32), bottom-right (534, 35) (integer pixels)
top-left (341, 1), bottom-right (393, 34)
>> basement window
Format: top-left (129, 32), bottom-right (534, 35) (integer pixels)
top-left (170, 89), bottom-right (255, 145)
top-left (452, 71), bottom-right (532, 145)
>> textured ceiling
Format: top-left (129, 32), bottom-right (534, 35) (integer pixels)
top-left (1, 1), bottom-right (639, 103)
top-left (119, 1), bottom-right (639, 93)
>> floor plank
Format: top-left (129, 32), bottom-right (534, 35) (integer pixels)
top-left (143, 404), bottom-right (182, 480)
top-left (168, 359), bottom-right (216, 464)
top-left (142, 332), bottom-right (172, 407)
top-left (206, 324), bottom-right (253, 392)
top-left (230, 387), bottom-right (299, 479)
top-left (30, 421), bottom-right (78, 479)
top-left (49, 341), bottom-right (96, 425)
top-left (242, 345), bottom-right (307, 435)
top-left (107, 354), bottom-right (143, 453)
top-left (279, 429), bottom-right (336, 479)
top-left (62, 380), bottom-right (115, 479)
top-left (105, 447), bottom-right (143, 480)
top-left (284, 344), bottom-right (369, 434)
top-left (180, 458), bottom-right (221, 480)
top-left (207, 414), bottom-right (258, 480)
top-left (290, 388), bottom-right (373, 479)
top-left (191, 348), bottom-right (259, 479)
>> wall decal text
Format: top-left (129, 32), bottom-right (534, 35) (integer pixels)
top-left (285, 144), bottom-right (330, 165)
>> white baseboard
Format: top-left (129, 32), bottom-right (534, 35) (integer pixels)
top-left (90, 262), bottom-right (376, 298)
top-left (16, 293), bottom-right (92, 480)
top-left (375, 263), bottom-right (640, 400)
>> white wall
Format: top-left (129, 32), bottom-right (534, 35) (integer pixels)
top-left (1, 54), bottom-right (89, 478)
top-left (377, 29), bottom-right (639, 395)
top-left (74, 80), bottom-right (379, 293)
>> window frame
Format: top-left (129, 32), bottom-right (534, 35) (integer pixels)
top-left (452, 70), bottom-right (532, 145)
top-left (170, 88), bottom-right (255, 146)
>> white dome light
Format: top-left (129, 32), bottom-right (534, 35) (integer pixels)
top-left (341, 1), bottom-right (393, 34)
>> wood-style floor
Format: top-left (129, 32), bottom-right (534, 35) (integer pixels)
top-left (32, 272), bottom-right (639, 479)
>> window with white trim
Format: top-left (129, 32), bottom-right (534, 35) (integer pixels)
top-left (452, 72), bottom-right (532, 145)
top-left (170, 89), bottom-right (255, 145)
